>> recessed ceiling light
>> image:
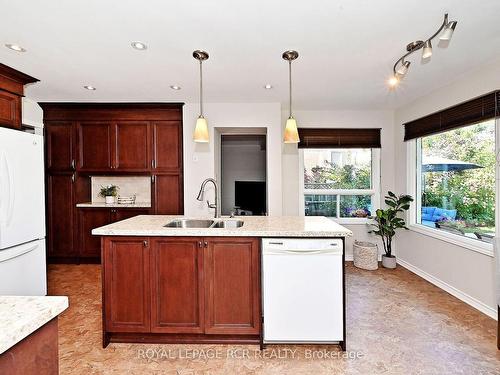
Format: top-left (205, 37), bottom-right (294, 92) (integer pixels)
top-left (5, 44), bottom-right (26, 52)
top-left (83, 85), bottom-right (96, 91)
top-left (131, 41), bottom-right (147, 50)
top-left (170, 85), bottom-right (181, 90)
top-left (264, 84), bottom-right (273, 89)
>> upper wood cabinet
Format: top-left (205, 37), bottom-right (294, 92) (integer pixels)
top-left (77, 122), bottom-right (113, 171)
top-left (0, 63), bottom-right (39, 130)
top-left (114, 121), bottom-right (150, 171)
top-left (45, 121), bottom-right (76, 171)
top-left (40, 103), bottom-right (184, 174)
top-left (152, 121), bottom-right (182, 171)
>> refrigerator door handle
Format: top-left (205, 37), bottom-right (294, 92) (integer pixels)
top-left (0, 242), bottom-right (38, 263)
top-left (5, 153), bottom-right (15, 226)
top-left (0, 152), bottom-right (14, 226)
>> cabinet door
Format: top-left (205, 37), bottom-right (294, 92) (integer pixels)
top-left (47, 173), bottom-right (76, 257)
top-left (114, 122), bottom-right (150, 171)
top-left (150, 238), bottom-right (204, 333)
top-left (77, 122), bottom-right (112, 170)
top-left (112, 208), bottom-right (151, 222)
top-left (153, 174), bottom-right (183, 214)
top-left (204, 238), bottom-right (261, 335)
top-left (0, 90), bottom-right (20, 129)
top-left (103, 237), bottom-right (150, 332)
top-left (78, 209), bottom-right (111, 259)
top-left (152, 121), bottom-right (182, 171)
top-left (45, 122), bottom-right (75, 171)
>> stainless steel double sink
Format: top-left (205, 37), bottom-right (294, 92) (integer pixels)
top-left (164, 218), bottom-right (244, 229)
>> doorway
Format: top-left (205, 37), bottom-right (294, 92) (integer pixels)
top-left (220, 134), bottom-right (267, 216)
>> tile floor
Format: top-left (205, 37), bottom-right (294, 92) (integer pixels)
top-left (48, 263), bottom-right (500, 374)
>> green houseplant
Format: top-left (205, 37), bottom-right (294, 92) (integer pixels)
top-left (370, 191), bottom-right (413, 269)
top-left (99, 184), bottom-right (119, 204)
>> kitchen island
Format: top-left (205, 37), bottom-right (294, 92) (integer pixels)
top-left (93, 216), bottom-right (352, 349)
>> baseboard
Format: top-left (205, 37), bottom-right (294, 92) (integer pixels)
top-left (397, 258), bottom-right (497, 320)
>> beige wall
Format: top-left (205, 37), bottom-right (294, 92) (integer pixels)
top-left (394, 58), bottom-right (500, 318)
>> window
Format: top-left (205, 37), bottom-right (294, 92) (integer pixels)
top-left (300, 148), bottom-right (380, 222)
top-left (414, 120), bottom-right (496, 244)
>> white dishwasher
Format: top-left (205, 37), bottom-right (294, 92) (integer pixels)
top-left (262, 238), bottom-right (344, 345)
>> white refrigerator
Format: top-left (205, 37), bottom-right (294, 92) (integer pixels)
top-left (0, 127), bottom-right (46, 295)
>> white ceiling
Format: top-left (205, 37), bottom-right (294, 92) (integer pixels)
top-left (1, 0), bottom-right (500, 110)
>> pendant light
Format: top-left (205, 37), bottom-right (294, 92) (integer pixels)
top-left (193, 50), bottom-right (209, 143)
top-left (282, 50), bottom-right (300, 143)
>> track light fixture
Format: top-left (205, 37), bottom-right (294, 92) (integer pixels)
top-left (389, 13), bottom-right (457, 87)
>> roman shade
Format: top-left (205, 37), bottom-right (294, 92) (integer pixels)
top-left (403, 91), bottom-right (500, 141)
top-left (297, 128), bottom-right (381, 149)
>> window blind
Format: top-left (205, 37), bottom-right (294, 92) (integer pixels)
top-left (297, 128), bottom-right (381, 149)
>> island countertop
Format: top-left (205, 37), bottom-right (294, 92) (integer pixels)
top-left (92, 215), bottom-right (352, 237)
top-left (0, 296), bottom-right (68, 354)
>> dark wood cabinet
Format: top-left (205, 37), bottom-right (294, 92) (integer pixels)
top-left (79, 208), bottom-right (112, 260)
top-left (47, 174), bottom-right (76, 258)
top-left (204, 237), bottom-right (261, 335)
top-left (114, 122), bottom-right (150, 171)
top-left (78, 207), bottom-right (151, 262)
top-left (41, 103), bottom-right (184, 264)
top-left (0, 63), bottom-right (38, 130)
top-left (103, 237), bottom-right (150, 332)
top-left (0, 90), bottom-right (21, 129)
top-left (102, 236), bottom-right (261, 346)
top-left (152, 121), bottom-right (182, 171)
top-left (45, 122), bottom-right (75, 171)
top-left (112, 208), bottom-right (150, 222)
top-left (77, 122), bottom-right (113, 171)
top-left (150, 238), bottom-right (204, 333)
top-left (153, 174), bottom-right (183, 214)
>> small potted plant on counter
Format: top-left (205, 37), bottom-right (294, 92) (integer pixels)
top-left (369, 191), bottom-right (413, 269)
top-left (99, 184), bottom-right (119, 204)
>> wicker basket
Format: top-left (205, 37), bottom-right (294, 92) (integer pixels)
top-left (353, 241), bottom-right (378, 270)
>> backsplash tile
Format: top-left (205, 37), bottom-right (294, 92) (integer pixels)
top-left (91, 176), bottom-right (151, 203)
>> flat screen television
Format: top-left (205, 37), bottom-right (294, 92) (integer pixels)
top-left (234, 181), bottom-right (266, 215)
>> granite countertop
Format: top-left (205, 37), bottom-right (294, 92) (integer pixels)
top-left (76, 202), bottom-right (152, 208)
top-left (0, 296), bottom-right (69, 354)
top-left (92, 215), bottom-right (353, 237)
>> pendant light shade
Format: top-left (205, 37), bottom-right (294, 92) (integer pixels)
top-left (422, 40), bottom-right (432, 59)
top-left (194, 116), bottom-right (209, 143)
top-left (193, 50), bottom-right (209, 143)
top-left (282, 50), bottom-right (300, 144)
top-left (284, 117), bottom-right (300, 143)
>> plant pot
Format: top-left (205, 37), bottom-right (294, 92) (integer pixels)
top-left (105, 196), bottom-right (115, 204)
top-left (382, 255), bottom-right (397, 269)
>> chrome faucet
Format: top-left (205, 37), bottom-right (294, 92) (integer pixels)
top-left (196, 178), bottom-right (221, 218)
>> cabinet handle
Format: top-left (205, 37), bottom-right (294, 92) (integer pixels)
top-left (204, 241), bottom-right (208, 248)
top-left (71, 173), bottom-right (75, 183)
top-left (143, 240), bottom-right (148, 247)
top-left (151, 159), bottom-right (156, 169)
top-left (151, 175), bottom-right (156, 184)
top-left (198, 241), bottom-right (203, 248)
top-left (71, 159), bottom-right (76, 170)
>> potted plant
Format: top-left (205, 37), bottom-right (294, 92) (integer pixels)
top-left (99, 185), bottom-right (119, 204)
top-left (369, 191), bottom-right (413, 269)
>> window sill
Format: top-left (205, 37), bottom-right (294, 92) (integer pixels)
top-left (408, 224), bottom-right (494, 257)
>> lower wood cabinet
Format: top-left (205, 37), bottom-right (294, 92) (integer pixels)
top-left (103, 237), bottom-right (150, 332)
top-left (102, 236), bottom-right (261, 345)
top-left (78, 208), bottom-right (151, 262)
top-left (204, 238), bottom-right (261, 335)
top-left (150, 238), bottom-right (204, 333)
